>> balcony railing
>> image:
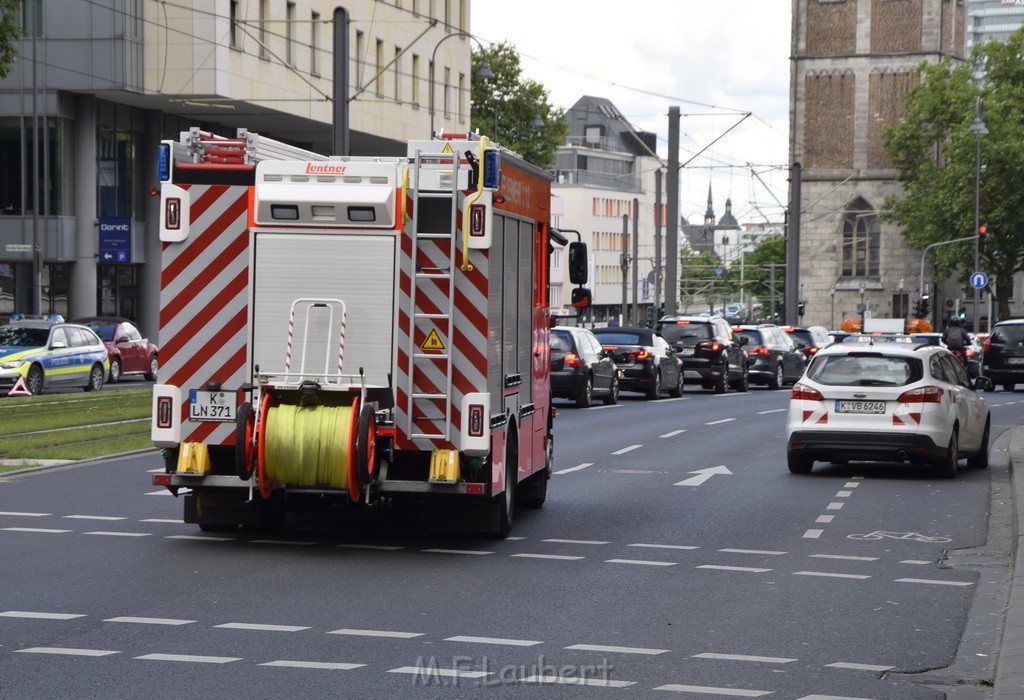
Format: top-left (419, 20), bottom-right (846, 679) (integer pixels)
top-left (552, 169), bottom-right (642, 193)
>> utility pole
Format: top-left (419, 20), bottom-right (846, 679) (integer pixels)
top-left (665, 107), bottom-right (680, 316)
top-left (654, 171), bottom-right (663, 323)
top-left (631, 197), bottom-right (639, 326)
top-left (620, 214), bottom-right (630, 325)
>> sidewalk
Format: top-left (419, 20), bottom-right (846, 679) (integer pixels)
top-left (994, 426), bottom-right (1024, 698)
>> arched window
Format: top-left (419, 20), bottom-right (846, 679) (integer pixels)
top-left (841, 198), bottom-right (879, 277)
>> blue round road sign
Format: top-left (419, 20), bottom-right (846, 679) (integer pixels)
top-left (970, 271), bottom-right (988, 289)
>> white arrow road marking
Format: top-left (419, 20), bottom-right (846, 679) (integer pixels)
top-left (675, 465), bottom-right (733, 486)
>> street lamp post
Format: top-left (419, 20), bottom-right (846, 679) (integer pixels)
top-left (428, 32), bottom-right (492, 137)
top-left (970, 97), bottom-right (988, 334)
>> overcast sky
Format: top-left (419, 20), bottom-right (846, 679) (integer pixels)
top-left (471, 0), bottom-right (792, 225)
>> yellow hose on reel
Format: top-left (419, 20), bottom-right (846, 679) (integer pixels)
top-left (263, 403), bottom-right (353, 489)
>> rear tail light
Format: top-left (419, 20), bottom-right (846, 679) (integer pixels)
top-left (697, 340), bottom-right (721, 353)
top-left (965, 347), bottom-right (975, 358)
top-left (748, 347), bottom-right (771, 356)
top-left (897, 386), bottom-right (944, 403)
top-left (807, 346), bottom-right (819, 354)
top-left (628, 349), bottom-right (651, 360)
top-left (791, 382), bottom-right (823, 401)
top-left (984, 339), bottom-right (991, 353)
top-left (564, 353), bottom-right (581, 368)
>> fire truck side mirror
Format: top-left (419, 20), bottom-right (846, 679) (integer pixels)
top-left (571, 287), bottom-right (592, 309)
top-left (568, 241), bottom-right (588, 285)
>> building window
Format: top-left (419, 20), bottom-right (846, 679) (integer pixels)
top-left (355, 30), bottom-right (364, 84)
top-left (229, 0), bottom-right (239, 49)
top-left (394, 46), bottom-right (402, 103)
top-left (0, 116), bottom-right (75, 217)
top-left (20, 0), bottom-right (42, 36)
top-left (841, 199), bottom-right (880, 277)
top-left (457, 72), bottom-right (465, 123)
top-left (97, 126), bottom-right (138, 220)
top-left (311, 12), bottom-right (321, 76)
top-left (376, 39), bottom-right (385, 97)
top-left (258, 0), bottom-right (268, 59)
top-left (443, 67), bottom-right (451, 118)
top-left (286, 2), bottom-right (295, 65)
top-left (412, 54), bottom-right (420, 106)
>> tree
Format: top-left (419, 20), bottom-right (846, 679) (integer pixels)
top-left (882, 27), bottom-right (1024, 321)
top-left (678, 248), bottom-right (723, 311)
top-left (470, 43), bottom-right (568, 168)
top-left (0, 0), bottom-right (23, 79)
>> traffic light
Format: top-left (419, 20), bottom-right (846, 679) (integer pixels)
top-left (958, 306), bottom-right (967, 320)
top-left (797, 301), bottom-right (806, 317)
top-left (978, 224), bottom-right (987, 241)
top-left (915, 296), bottom-right (930, 318)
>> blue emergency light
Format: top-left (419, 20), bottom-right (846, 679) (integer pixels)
top-left (483, 148), bottom-right (501, 189)
top-left (157, 143), bottom-right (171, 182)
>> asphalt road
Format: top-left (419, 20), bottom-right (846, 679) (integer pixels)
top-left (1, 383), bottom-right (1021, 698)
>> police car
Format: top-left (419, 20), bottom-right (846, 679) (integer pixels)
top-left (0, 315), bottom-right (109, 395)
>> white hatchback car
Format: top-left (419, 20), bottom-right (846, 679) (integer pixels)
top-left (786, 340), bottom-right (992, 477)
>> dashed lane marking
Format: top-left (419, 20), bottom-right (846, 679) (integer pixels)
top-left (654, 684), bottom-right (770, 696)
top-left (612, 444), bottom-right (643, 455)
top-left (511, 553), bottom-right (585, 561)
top-left (2, 527), bottom-right (71, 534)
top-left (605, 559), bottom-right (677, 567)
top-left (261, 660), bottom-right (365, 670)
top-left (900, 560), bottom-right (932, 565)
top-left (756, 408), bottom-right (786, 415)
top-left (543, 538), bottom-right (609, 545)
top-left (803, 529), bottom-right (824, 539)
top-left (522, 675), bottom-right (636, 687)
top-left (718, 548), bottom-right (787, 556)
top-left (136, 653), bottom-right (241, 664)
top-left (705, 418), bottom-right (736, 425)
top-left (810, 554), bottom-right (877, 562)
top-left (444, 635), bottom-right (542, 647)
top-left (337, 544), bottom-right (405, 551)
top-left (794, 571), bottom-right (871, 580)
top-left (104, 616), bottom-right (194, 626)
top-left (836, 491), bottom-right (853, 498)
top-left (815, 516), bottom-right (835, 524)
top-left (826, 662), bottom-right (894, 671)
top-left (139, 518), bottom-right (183, 524)
top-left (16, 647), bottom-right (119, 657)
top-left (0, 511), bottom-right (48, 517)
top-left (84, 531), bottom-right (151, 537)
top-left (844, 482), bottom-right (860, 488)
top-left (565, 643), bottom-right (669, 655)
top-left (553, 463), bottom-right (593, 475)
top-left (421, 548), bottom-right (493, 556)
top-left (826, 502), bottom-right (844, 510)
top-left (166, 534), bottom-right (234, 542)
top-left (329, 628), bottom-right (424, 639)
top-left (250, 539), bottom-right (318, 546)
top-left (216, 623), bottom-right (311, 632)
top-left (1, 611), bottom-right (85, 620)
top-left (388, 666), bottom-right (489, 679)
top-left (693, 652), bottom-right (797, 664)
top-left (629, 543), bottom-right (700, 551)
top-left (895, 578), bottom-right (974, 587)
top-left (659, 429), bottom-right (687, 438)
top-left (63, 515), bottom-right (126, 521)
top-left (696, 565), bottom-right (772, 573)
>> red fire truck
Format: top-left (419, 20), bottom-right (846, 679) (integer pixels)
top-left (151, 128), bottom-right (587, 537)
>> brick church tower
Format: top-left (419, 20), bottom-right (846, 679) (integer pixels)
top-left (790, 0), bottom-right (966, 328)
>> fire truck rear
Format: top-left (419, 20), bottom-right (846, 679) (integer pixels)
top-left (151, 129), bottom-right (586, 538)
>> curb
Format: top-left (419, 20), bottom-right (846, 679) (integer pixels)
top-left (995, 425), bottom-right (1024, 698)
top-left (0, 449), bottom-right (159, 477)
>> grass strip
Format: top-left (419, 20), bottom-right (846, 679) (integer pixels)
top-left (0, 390), bottom-right (151, 436)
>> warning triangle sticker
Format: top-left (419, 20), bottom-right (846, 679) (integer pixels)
top-left (7, 375), bottom-right (33, 396)
top-left (420, 329), bottom-right (446, 353)
top-left (440, 142), bottom-right (455, 154)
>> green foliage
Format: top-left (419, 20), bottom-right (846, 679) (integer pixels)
top-left (882, 27), bottom-right (1024, 319)
top-left (0, 0), bottom-right (23, 80)
top-left (470, 43), bottom-right (568, 168)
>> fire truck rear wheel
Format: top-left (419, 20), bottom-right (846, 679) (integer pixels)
top-left (235, 402), bottom-right (255, 480)
top-left (493, 436), bottom-right (517, 539)
top-left (355, 404), bottom-right (378, 485)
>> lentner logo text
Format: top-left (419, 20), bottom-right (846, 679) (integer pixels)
top-left (305, 163), bottom-right (347, 175)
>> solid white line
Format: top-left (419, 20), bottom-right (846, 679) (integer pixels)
top-left (697, 565), bottom-right (772, 573)
top-left (328, 628), bottom-right (424, 638)
top-left (900, 559), bottom-right (931, 565)
top-left (612, 444), bottom-right (643, 455)
top-left (216, 622), bottom-right (310, 632)
top-left (836, 491), bottom-right (853, 498)
top-left (565, 643), bottom-right (668, 655)
top-left (165, 535), bottom-right (234, 542)
top-left (2, 527), bottom-right (71, 534)
top-left (718, 548), bottom-right (787, 556)
top-left (421, 548), bottom-right (493, 556)
top-left (1, 611), bottom-right (85, 620)
top-left (84, 531), bottom-right (152, 537)
top-left (521, 675), bottom-right (636, 687)
top-left (794, 571), bottom-right (871, 580)
top-left (705, 418), bottom-right (736, 425)
top-left (629, 543), bottom-right (700, 551)
top-left (0, 511), bottom-right (49, 517)
top-left (826, 661), bottom-right (894, 671)
top-left (815, 515), bottom-right (835, 524)
top-left (811, 554), bottom-right (878, 562)
top-left (543, 538), bottom-right (609, 545)
top-left (139, 518), bottom-right (183, 524)
top-left (250, 539), bottom-right (317, 546)
top-left (693, 652), bottom-right (797, 664)
top-left (387, 666), bottom-right (489, 679)
top-left (336, 544), bottom-right (405, 551)
top-left (16, 647), bottom-right (119, 657)
top-left (654, 685), bottom-right (770, 697)
top-left (136, 653), bottom-right (240, 664)
top-left (553, 462), bottom-right (593, 475)
top-left (261, 660), bottom-right (365, 670)
top-left (660, 429), bottom-right (687, 438)
top-left (756, 408), bottom-right (786, 415)
top-left (511, 553), bottom-right (585, 561)
top-left (895, 578), bottom-right (974, 587)
top-left (63, 515), bottom-right (126, 521)
top-left (444, 635), bottom-right (542, 647)
top-left (803, 529), bottom-right (824, 539)
top-left (104, 616), bottom-right (195, 626)
top-left (826, 502), bottom-right (844, 510)
top-left (605, 559), bottom-right (676, 567)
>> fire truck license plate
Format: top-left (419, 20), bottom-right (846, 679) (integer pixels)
top-left (189, 390), bottom-right (236, 422)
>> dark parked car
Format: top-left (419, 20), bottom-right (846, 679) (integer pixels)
top-left (734, 323), bottom-right (807, 389)
top-left (550, 326), bottom-right (619, 407)
top-left (781, 325), bottom-right (831, 360)
top-left (982, 319), bottom-right (1024, 391)
top-left (591, 326), bottom-right (683, 399)
top-left (74, 317), bottom-right (159, 383)
top-left (655, 316), bottom-right (749, 394)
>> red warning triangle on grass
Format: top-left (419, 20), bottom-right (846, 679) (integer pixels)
top-left (7, 376), bottom-right (32, 396)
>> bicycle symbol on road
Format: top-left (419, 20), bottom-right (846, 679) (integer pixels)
top-left (847, 531), bottom-right (951, 543)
